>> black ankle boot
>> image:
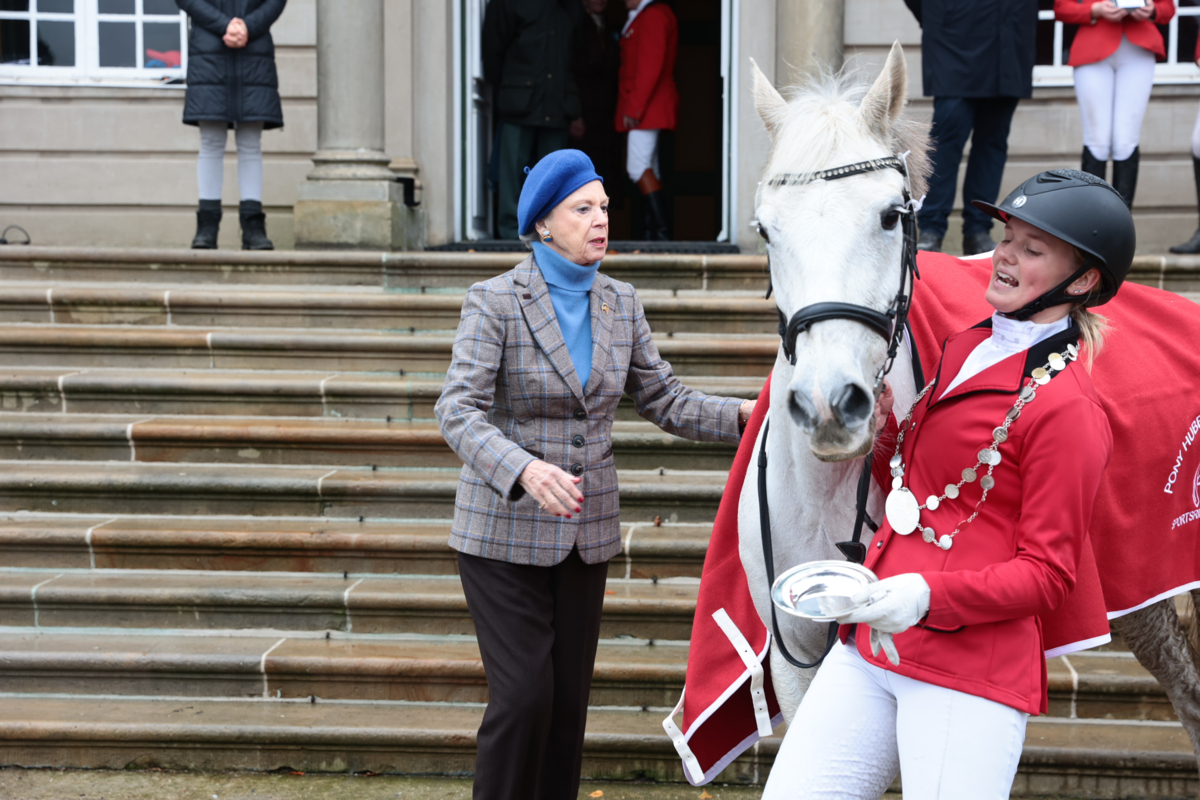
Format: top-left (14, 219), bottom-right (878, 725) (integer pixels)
top-left (1171, 156), bottom-right (1200, 254)
top-left (190, 200), bottom-right (222, 249)
top-left (239, 200), bottom-right (274, 250)
top-left (1110, 147), bottom-right (1139, 209)
top-left (643, 191), bottom-right (670, 241)
top-left (1081, 146), bottom-right (1106, 181)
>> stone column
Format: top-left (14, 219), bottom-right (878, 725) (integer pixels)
top-left (294, 0), bottom-right (424, 250)
top-left (776, 0), bottom-right (845, 87)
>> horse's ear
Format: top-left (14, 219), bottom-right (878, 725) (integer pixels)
top-left (750, 57), bottom-right (786, 139)
top-left (858, 41), bottom-right (908, 139)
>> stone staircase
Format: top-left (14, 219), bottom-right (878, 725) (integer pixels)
top-left (0, 246), bottom-right (1195, 796)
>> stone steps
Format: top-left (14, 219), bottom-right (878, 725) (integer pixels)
top-left (0, 693), bottom-right (1192, 795)
top-left (0, 462), bottom-right (727, 521)
top-left (0, 514), bottom-right (710, 580)
top-left (0, 282), bottom-right (777, 335)
top-left (0, 367), bottom-right (762, 420)
top-left (0, 323), bottom-right (777, 375)
top-left (0, 569), bottom-right (698, 640)
top-left (0, 414), bottom-right (738, 471)
top-left (0, 247), bottom-right (771, 292)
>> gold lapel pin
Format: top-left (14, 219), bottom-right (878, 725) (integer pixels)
top-left (601, 303), bottom-right (610, 314)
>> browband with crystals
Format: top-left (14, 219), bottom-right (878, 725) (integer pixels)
top-left (765, 156), bottom-right (908, 188)
top-left (884, 342), bottom-right (1082, 551)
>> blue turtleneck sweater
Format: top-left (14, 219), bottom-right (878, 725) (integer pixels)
top-left (532, 242), bottom-right (599, 388)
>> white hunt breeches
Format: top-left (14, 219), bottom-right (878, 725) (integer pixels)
top-left (761, 640), bottom-right (1028, 800)
top-left (1072, 35), bottom-right (1156, 162)
top-left (626, 128), bottom-right (661, 182)
top-left (197, 120), bottom-right (265, 201)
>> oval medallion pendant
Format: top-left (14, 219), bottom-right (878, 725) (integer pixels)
top-left (885, 488), bottom-right (921, 535)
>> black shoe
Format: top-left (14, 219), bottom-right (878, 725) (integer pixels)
top-left (962, 232), bottom-right (996, 256)
top-left (642, 191), bottom-right (670, 241)
top-left (1169, 157), bottom-right (1200, 254)
top-left (190, 200), bottom-right (221, 249)
top-left (916, 230), bottom-right (942, 252)
top-left (1111, 147), bottom-right (1139, 210)
top-left (239, 200), bottom-right (274, 250)
top-left (1081, 146), bottom-right (1106, 181)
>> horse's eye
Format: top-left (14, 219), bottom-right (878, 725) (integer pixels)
top-left (881, 210), bottom-right (901, 230)
top-left (757, 223), bottom-right (771, 244)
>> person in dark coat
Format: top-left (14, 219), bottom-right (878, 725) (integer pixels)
top-left (176, 0), bottom-right (287, 250)
top-left (483, 0), bottom-right (583, 239)
top-left (570, 0), bottom-right (622, 200)
top-left (904, 0), bottom-right (1038, 256)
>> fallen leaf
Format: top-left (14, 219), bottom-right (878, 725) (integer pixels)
top-left (588, 792), bottom-right (604, 798)
top-left (604, 590), bottom-right (615, 595)
top-left (699, 792), bottom-right (713, 799)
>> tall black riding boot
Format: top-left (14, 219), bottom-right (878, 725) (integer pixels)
top-left (1110, 147), bottom-right (1139, 210)
top-left (239, 200), bottom-right (274, 250)
top-left (643, 191), bottom-right (670, 241)
top-left (1080, 146), bottom-right (1106, 181)
top-left (1171, 156), bottom-right (1200, 254)
top-left (190, 200), bottom-right (221, 249)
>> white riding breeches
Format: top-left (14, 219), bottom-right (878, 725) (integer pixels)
top-left (626, 128), bottom-right (661, 183)
top-left (197, 120), bottom-right (265, 201)
top-left (1072, 35), bottom-right (1156, 162)
top-left (761, 640), bottom-right (1028, 800)
top-left (1191, 101), bottom-right (1200, 159)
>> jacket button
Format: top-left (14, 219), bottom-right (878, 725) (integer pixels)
top-left (573, 409), bottom-right (587, 421)
top-left (547, 73), bottom-right (552, 78)
top-left (572, 435), bottom-right (585, 448)
top-left (570, 463), bottom-right (584, 476)
top-left (876, 541), bottom-right (882, 548)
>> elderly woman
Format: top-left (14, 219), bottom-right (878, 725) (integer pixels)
top-left (435, 149), bottom-right (753, 799)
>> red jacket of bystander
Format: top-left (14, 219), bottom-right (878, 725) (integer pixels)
top-left (615, 2), bottom-right (678, 132)
top-left (1055, 0), bottom-right (1175, 65)
top-left (845, 320), bottom-right (1113, 715)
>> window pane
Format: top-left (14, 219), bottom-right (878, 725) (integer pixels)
top-left (97, 0), bottom-right (134, 13)
top-left (37, 0), bottom-right (73, 12)
top-left (143, 20), bottom-right (179, 67)
top-left (36, 18), bottom-right (72, 64)
top-left (0, 1), bottom-right (30, 10)
top-left (0, 19), bottom-right (30, 64)
top-left (98, 20), bottom-right (135, 65)
top-left (1181, 3), bottom-right (1199, 69)
top-left (143, 0), bottom-right (179, 14)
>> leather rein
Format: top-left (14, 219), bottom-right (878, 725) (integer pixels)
top-left (756, 154), bottom-right (922, 670)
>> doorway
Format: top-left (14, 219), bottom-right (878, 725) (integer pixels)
top-left (453, 0), bottom-right (738, 246)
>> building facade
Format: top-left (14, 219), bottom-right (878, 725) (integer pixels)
top-left (1, 0), bottom-right (1197, 254)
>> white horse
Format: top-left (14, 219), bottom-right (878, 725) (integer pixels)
top-left (737, 42), bottom-right (1200, 762)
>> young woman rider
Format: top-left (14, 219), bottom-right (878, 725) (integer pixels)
top-left (761, 169), bottom-right (1135, 800)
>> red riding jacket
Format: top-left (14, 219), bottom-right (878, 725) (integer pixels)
top-left (845, 321), bottom-right (1113, 715)
top-left (615, 2), bottom-right (678, 132)
top-left (1055, 0), bottom-right (1175, 65)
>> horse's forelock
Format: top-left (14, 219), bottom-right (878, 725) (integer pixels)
top-left (761, 68), bottom-right (931, 201)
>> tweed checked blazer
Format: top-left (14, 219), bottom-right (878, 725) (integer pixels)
top-left (435, 255), bottom-right (743, 566)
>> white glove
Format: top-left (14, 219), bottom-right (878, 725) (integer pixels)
top-left (834, 573), bottom-right (931, 666)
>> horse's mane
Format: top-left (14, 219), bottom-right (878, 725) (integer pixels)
top-left (760, 67), bottom-right (932, 201)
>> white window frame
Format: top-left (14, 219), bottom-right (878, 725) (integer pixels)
top-left (1034, 0), bottom-right (1200, 86)
top-left (0, 0), bottom-right (187, 87)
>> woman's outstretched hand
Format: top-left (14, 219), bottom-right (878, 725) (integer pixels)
top-left (834, 573), bottom-right (931, 666)
top-left (518, 460), bottom-right (584, 518)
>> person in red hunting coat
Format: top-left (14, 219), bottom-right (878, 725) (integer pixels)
top-left (615, 0), bottom-right (677, 240)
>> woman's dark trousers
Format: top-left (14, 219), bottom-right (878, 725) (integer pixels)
top-left (917, 96), bottom-right (1020, 240)
top-left (457, 548), bottom-right (609, 800)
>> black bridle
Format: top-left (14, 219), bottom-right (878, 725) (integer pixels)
top-left (756, 154), bottom-right (923, 670)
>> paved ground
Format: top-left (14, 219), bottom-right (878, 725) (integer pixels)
top-left (0, 769), bottom-right (901, 800)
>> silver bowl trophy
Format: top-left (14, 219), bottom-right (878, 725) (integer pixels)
top-left (771, 560), bottom-right (879, 622)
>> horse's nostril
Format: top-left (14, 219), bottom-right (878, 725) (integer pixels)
top-left (832, 384), bottom-right (873, 425)
top-left (788, 389), bottom-right (817, 431)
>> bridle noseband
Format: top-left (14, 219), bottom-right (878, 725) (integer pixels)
top-left (762, 154), bottom-right (921, 393)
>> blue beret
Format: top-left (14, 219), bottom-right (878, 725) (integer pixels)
top-left (517, 149), bottom-right (603, 237)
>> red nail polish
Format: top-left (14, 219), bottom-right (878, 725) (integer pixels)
top-left (575, 507), bottom-right (582, 513)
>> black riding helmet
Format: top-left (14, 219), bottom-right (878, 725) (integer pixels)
top-left (971, 169), bottom-right (1135, 321)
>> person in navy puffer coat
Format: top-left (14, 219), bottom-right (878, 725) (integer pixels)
top-left (176, 0), bottom-right (287, 251)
